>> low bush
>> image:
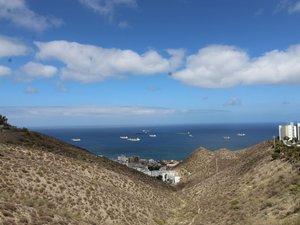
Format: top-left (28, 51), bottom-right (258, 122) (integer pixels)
top-left (273, 140), bottom-right (300, 163)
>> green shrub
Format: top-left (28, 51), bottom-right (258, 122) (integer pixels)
top-left (289, 184), bottom-right (300, 194)
top-left (153, 218), bottom-right (166, 225)
top-left (230, 200), bottom-right (240, 210)
top-left (273, 140), bottom-right (300, 163)
top-left (0, 115), bottom-right (8, 126)
top-left (271, 152), bottom-right (280, 160)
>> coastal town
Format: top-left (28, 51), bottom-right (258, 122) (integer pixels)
top-left (112, 123), bottom-right (300, 184)
top-left (115, 155), bottom-right (181, 185)
top-left (278, 122), bottom-right (300, 146)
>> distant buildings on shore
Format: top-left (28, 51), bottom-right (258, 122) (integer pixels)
top-left (278, 122), bottom-right (300, 146)
top-left (116, 155), bottom-right (181, 185)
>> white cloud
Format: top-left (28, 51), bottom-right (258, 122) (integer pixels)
top-left (0, 106), bottom-right (228, 126)
top-left (275, 0), bottom-right (300, 14)
top-left (0, 65), bottom-right (11, 76)
top-left (1, 106), bottom-right (178, 117)
top-left (289, 1), bottom-right (300, 13)
top-left (0, 0), bottom-right (63, 32)
top-left (173, 44), bottom-right (300, 88)
top-left (0, 106), bottom-right (227, 119)
top-left (166, 48), bottom-right (186, 70)
top-left (35, 40), bottom-right (185, 82)
top-left (223, 97), bottom-right (242, 107)
top-left (0, 35), bottom-right (29, 57)
top-left (21, 62), bottom-right (57, 78)
top-left (79, 0), bottom-right (136, 17)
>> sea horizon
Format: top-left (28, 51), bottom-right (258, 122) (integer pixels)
top-left (28, 121), bottom-right (284, 129)
top-left (33, 123), bottom-right (278, 160)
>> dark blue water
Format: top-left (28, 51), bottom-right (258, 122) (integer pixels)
top-left (34, 124), bottom-right (277, 160)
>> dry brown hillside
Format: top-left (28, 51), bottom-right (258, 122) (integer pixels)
top-left (172, 142), bottom-right (300, 225)
top-left (0, 128), bottom-right (179, 225)
top-left (0, 126), bottom-right (299, 225)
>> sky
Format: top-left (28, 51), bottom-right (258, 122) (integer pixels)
top-left (0, 0), bottom-right (300, 127)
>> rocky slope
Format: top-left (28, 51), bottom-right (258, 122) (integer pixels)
top-left (0, 127), bottom-right (299, 225)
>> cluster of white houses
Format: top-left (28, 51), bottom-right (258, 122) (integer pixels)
top-left (116, 155), bottom-right (181, 185)
top-left (279, 122), bottom-right (300, 144)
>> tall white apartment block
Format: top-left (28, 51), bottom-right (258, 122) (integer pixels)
top-left (279, 125), bottom-right (285, 140)
top-left (290, 122), bottom-right (297, 139)
top-left (279, 122), bottom-right (297, 140)
top-left (297, 123), bottom-right (300, 140)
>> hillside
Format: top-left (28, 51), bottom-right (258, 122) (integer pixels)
top-left (172, 142), bottom-right (300, 225)
top-left (0, 127), bottom-right (179, 225)
top-left (0, 126), bottom-right (299, 225)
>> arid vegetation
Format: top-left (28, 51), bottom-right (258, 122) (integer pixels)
top-left (0, 127), bottom-right (179, 225)
top-left (272, 139), bottom-right (300, 164)
top-left (173, 142), bottom-right (300, 225)
top-left (0, 121), bottom-right (299, 225)
top-left (0, 115), bottom-right (8, 126)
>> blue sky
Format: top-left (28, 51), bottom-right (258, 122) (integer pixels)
top-left (0, 0), bottom-right (300, 127)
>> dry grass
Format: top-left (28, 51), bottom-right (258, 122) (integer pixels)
top-left (0, 139), bottom-right (178, 225)
top-left (172, 141), bottom-right (300, 225)
top-left (0, 128), bottom-right (299, 225)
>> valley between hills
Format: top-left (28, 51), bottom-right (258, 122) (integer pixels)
top-left (0, 126), bottom-right (299, 225)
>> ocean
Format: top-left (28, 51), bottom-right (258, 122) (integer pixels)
top-left (34, 123), bottom-right (278, 160)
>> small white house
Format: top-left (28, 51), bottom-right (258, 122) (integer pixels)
top-left (161, 170), bottom-right (181, 185)
top-left (173, 176), bottom-right (181, 184)
top-left (117, 155), bottom-right (128, 163)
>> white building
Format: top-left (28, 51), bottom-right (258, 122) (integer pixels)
top-left (279, 122), bottom-right (298, 141)
top-left (117, 155), bottom-right (128, 164)
top-left (278, 125), bottom-right (283, 140)
top-left (173, 176), bottom-right (181, 184)
top-left (297, 123), bottom-right (300, 141)
top-left (161, 170), bottom-right (181, 185)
